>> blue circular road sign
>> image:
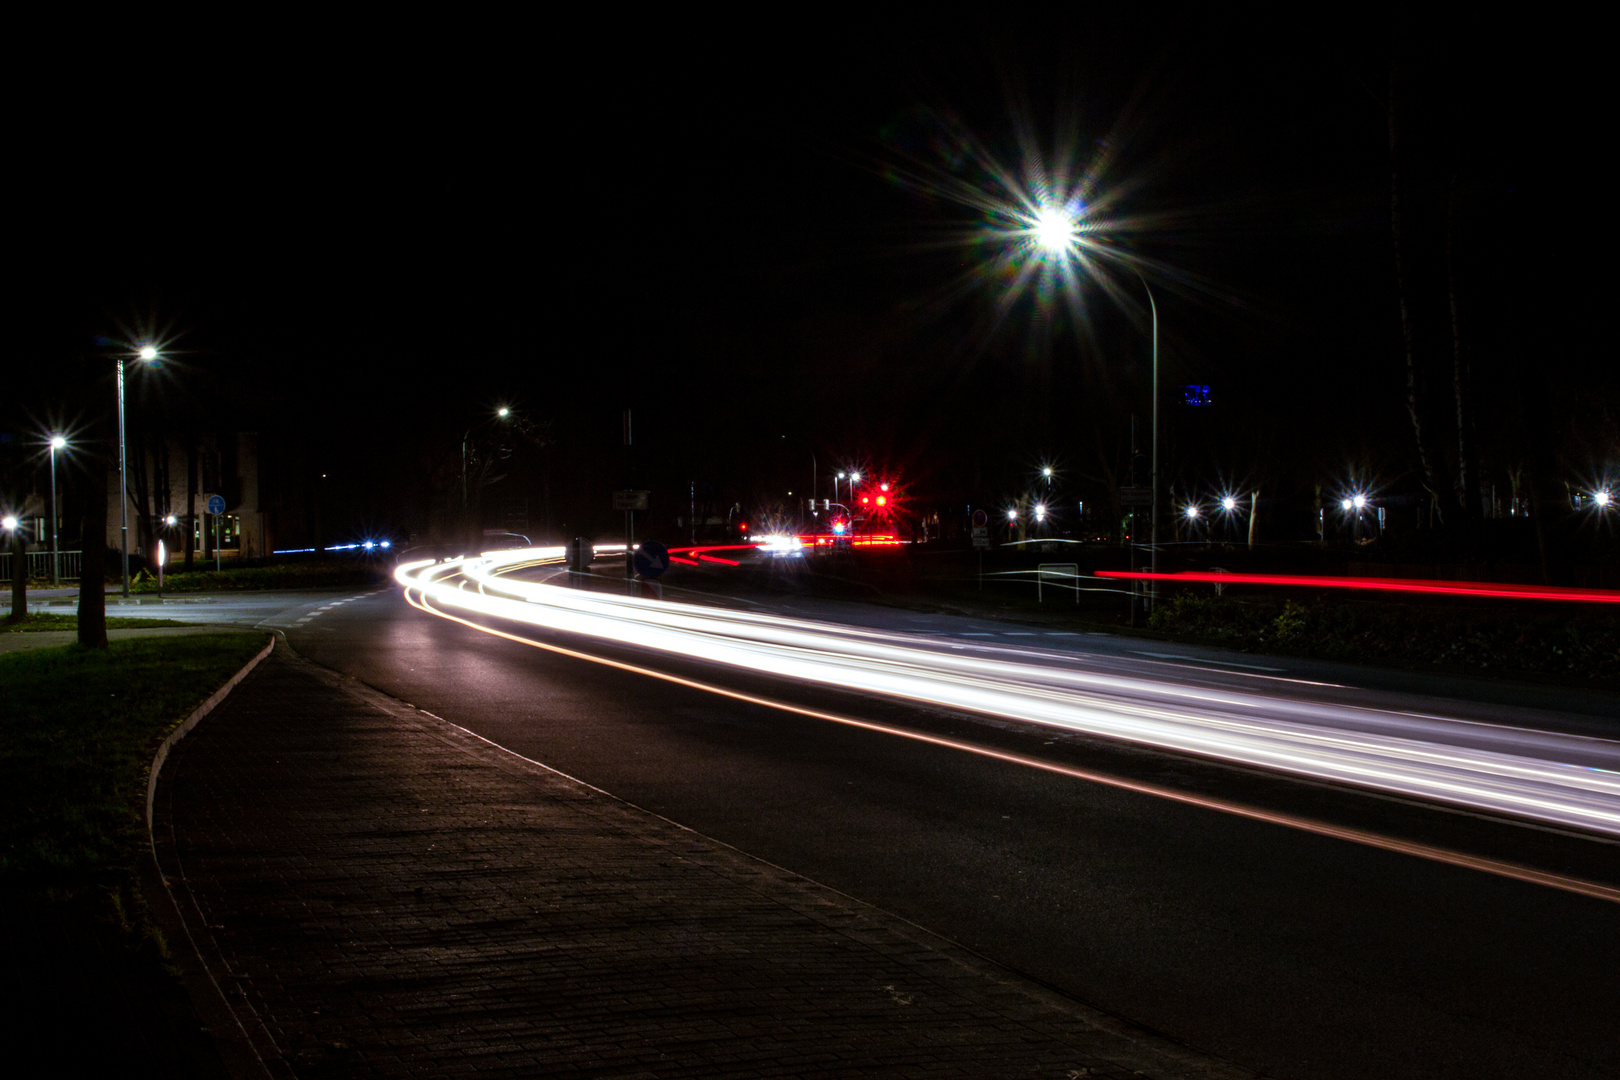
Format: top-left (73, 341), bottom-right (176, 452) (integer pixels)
top-left (206, 495), bottom-right (226, 515)
top-left (633, 540), bottom-right (671, 579)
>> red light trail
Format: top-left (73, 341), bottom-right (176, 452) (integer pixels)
top-left (1096, 571), bottom-right (1620, 604)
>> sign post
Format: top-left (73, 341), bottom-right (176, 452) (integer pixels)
top-left (970, 508), bottom-right (989, 589)
top-left (612, 490), bottom-right (650, 587)
top-left (205, 494), bottom-right (226, 571)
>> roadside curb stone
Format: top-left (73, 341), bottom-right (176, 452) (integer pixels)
top-left (153, 642), bottom-right (1258, 1078)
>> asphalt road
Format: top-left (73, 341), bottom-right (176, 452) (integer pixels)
top-left (69, 577), bottom-right (1620, 1079)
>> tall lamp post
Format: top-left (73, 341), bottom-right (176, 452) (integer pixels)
top-left (118, 345), bottom-right (160, 598)
top-left (1032, 210), bottom-right (1160, 611)
top-left (48, 436), bottom-right (66, 586)
top-left (461, 406), bottom-right (514, 555)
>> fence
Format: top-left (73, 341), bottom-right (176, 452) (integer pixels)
top-left (0, 550), bottom-right (82, 583)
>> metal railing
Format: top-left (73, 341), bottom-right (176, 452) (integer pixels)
top-left (0, 550), bottom-right (82, 583)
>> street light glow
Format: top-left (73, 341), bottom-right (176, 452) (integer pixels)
top-left (1353, 493), bottom-right (1368, 510)
top-left (1221, 495), bottom-right (1238, 512)
top-left (1034, 207), bottom-right (1076, 252)
top-left (1007, 508), bottom-right (1019, 522)
top-left (1034, 503), bottom-right (1047, 522)
top-left (50, 435), bottom-right (66, 450)
top-left (137, 345), bottom-right (158, 362)
top-left (1, 516), bottom-right (17, 531)
top-left (1185, 504), bottom-right (1200, 520)
top-left (1595, 490), bottom-right (1613, 509)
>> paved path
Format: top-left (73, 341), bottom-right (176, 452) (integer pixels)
top-left (154, 644), bottom-right (1251, 1079)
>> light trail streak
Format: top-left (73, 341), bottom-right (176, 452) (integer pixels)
top-left (1098, 569), bottom-right (1620, 604)
top-left (395, 551), bottom-right (1620, 845)
top-left (398, 576), bottom-right (1620, 905)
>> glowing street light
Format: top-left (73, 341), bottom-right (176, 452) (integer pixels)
top-left (1031, 203), bottom-right (1160, 610)
top-left (1185, 504), bottom-right (1201, 520)
top-left (119, 345), bottom-right (162, 597)
top-left (1594, 489), bottom-right (1613, 510)
top-left (1034, 208), bottom-right (1076, 253)
top-left (1221, 494), bottom-right (1238, 513)
top-left (1033, 503), bottom-right (1047, 523)
top-left (48, 435), bottom-right (67, 586)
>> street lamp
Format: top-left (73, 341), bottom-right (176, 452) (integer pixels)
top-left (1033, 205), bottom-right (1160, 608)
top-left (119, 346), bottom-right (161, 597)
top-left (461, 406), bottom-right (515, 554)
top-left (48, 436), bottom-right (66, 586)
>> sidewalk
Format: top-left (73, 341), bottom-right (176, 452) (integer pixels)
top-left (153, 643), bottom-right (1254, 1079)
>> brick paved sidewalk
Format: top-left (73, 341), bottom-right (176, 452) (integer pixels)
top-left (153, 644), bottom-right (1254, 1079)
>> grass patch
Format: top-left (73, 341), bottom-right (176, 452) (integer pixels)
top-left (129, 559), bottom-right (386, 594)
top-left (3, 612), bottom-right (190, 632)
top-left (0, 633), bottom-right (270, 950)
top-left (1148, 592), bottom-right (1620, 682)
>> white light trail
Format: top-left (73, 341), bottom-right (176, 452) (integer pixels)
top-left (397, 551), bottom-right (1620, 841)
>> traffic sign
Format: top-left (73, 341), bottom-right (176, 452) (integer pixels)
top-left (1117, 486), bottom-right (1151, 509)
top-left (612, 490), bottom-right (650, 511)
top-left (633, 540), bottom-right (671, 579)
top-left (971, 509), bottom-right (988, 528)
top-left (206, 494), bottom-right (226, 515)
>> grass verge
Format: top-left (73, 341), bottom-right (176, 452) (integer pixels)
top-left (3, 611), bottom-right (190, 632)
top-left (1, 633), bottom-right (269, 945)
top-left (129, 559), bottom-right (386, 593)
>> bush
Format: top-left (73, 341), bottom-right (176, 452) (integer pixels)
top-left (1147, 590), bottom-right (1619, 682)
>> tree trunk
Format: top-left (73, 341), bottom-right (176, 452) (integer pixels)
top-left (7, 527), bottom-right (24, 622)
top-left (1447, 171), bottom-right (1481, 520)
top-left (1388, 57), bottom-right (1446, 519)
top-left (185, 428), bottom-right (198, 570)
top-left (78, 452), bottom-right (109, 649)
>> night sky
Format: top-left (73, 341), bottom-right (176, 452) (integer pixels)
top-left (9, 20), bottom-right (1609, 542)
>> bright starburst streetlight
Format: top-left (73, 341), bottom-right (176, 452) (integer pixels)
top-left (1033, 207), bottom-right (1076, 252)
top-left (118, 345), bottom-right (163, 596)
top-left (1221, 495), bottom-right (1238, 513)
top-left (48, 435), bottom-right (69, 585)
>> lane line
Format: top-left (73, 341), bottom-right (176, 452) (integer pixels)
top-left (404, 588), bottom-right (1620, 906)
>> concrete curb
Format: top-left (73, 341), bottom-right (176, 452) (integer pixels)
top-left (141, 633), bottom-right (278, 1080)
top-left (145, 635), bottom-right (276, 832)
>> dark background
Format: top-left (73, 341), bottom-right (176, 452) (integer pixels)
top-left (7, 17), bottom-right (1612, 552)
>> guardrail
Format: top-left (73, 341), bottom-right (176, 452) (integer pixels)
top-left (0, 550), bottom-right (82, 583)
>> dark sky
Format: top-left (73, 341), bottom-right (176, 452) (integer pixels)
top-left (10, 18), bottom-right (1608, 534)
